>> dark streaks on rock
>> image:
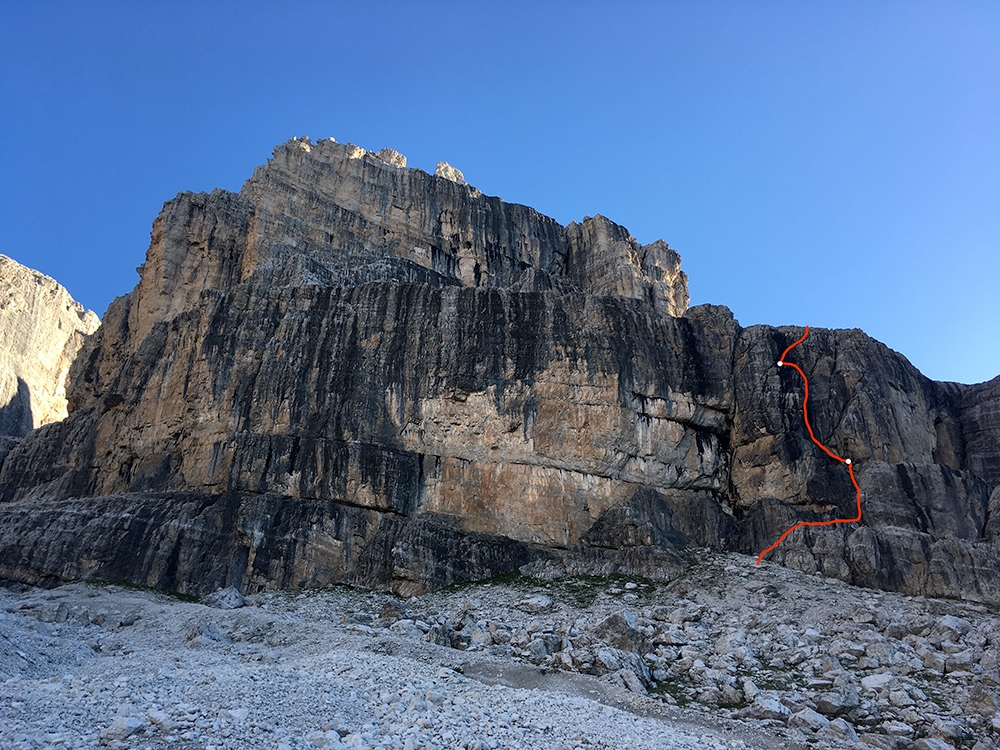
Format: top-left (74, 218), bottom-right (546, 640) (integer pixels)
top-left (0, 137), bottom-right (997, 601)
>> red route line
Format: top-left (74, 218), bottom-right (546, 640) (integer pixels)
top-left (756, 325), bottom-right (863, 566)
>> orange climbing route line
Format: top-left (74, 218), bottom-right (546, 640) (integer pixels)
top-left (756, 326), bottom-right (862, 565)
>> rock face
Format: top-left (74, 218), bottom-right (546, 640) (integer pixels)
top-left (0, 255), bottom-right (99, 438)
top-left (0, 137), bottom-right (996, 603)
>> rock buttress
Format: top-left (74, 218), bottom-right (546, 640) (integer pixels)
top-left (0, 137), bottom-right (997, 600)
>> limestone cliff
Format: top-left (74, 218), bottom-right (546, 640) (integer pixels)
top-left (0, 138), bottom-right (996, 603)
top-left (0, 256), bottom-right (99, 438)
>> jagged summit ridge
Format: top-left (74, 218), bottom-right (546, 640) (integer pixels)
top-left (122, 135), bottom-right (688, 356)
top-left (233, 136), bottom-right (688, 312)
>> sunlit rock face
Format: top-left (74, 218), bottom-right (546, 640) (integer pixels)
top-left (0, 255), bottom-right (99, 438)
top-left (0, 138), bottom-right (996, 602)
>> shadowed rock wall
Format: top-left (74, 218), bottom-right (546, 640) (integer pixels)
top-left (0, 138), bottom-right (996, 601)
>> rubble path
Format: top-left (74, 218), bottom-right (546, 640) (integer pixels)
top-left (1, 550), bottom-right (998, 749)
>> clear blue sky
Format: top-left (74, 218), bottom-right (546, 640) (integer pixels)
top-left (2, 1), bottom-right (997, 384)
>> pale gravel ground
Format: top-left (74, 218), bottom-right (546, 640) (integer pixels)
top-left (1, 550), bottom-right (998, 749)
top-left (0, 586), bottom-right (759, 750)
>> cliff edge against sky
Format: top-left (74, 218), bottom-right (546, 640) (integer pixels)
top-left (0, 255), bottom-right (99, 441)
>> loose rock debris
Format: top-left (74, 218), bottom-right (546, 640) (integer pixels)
top-left (2, 551), bottom-right (998, 749)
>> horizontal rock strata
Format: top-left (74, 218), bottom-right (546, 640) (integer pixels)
top-left (0, 137), bottom-right (996, 602)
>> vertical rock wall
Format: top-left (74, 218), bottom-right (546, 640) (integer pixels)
top-left (0, 138), bottom-right (996, 602)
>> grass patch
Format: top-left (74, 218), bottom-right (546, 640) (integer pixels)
top-left (538, 574), bottom-right (656, 609)
top-left (649, 678), bottom-right (693, 706)
top-left (753, 665), bottom-right (802, 692)
top-left (921, 681), bottom-right (949, 711)
top-left (439, 570), bottom-right (533, 595)
top-left (438, 571), bottom-right (658, 609)
top-left (717, 701), bottom-right (745, 710)
top-left (89, 579), bottom-right (200, 603)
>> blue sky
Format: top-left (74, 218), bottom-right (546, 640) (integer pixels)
top-left (1, 1), bottom-right (997, 384)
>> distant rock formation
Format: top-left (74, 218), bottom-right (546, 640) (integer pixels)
top-left (0, 138), bottom-right (996, 603)
top-left (434, 161), bottom-right (466, 185)
top-left (0, 255), bottom-right (99, 438)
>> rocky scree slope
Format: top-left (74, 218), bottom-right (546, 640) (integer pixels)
top-left (3, 553), bottom-right (1000, 749)
top-left (0, 137), bottom-right (997, 603)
